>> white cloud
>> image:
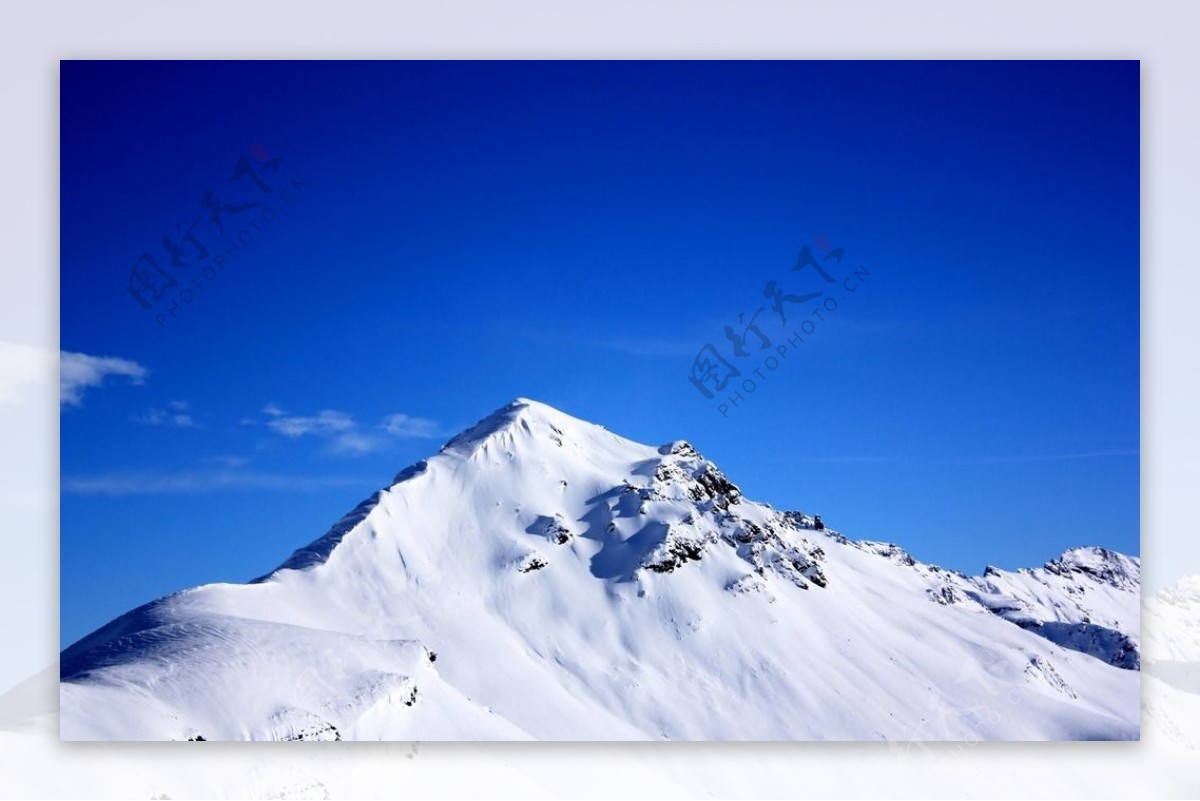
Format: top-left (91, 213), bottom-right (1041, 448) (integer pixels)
top-left (266, 409), bottom-right (355, 438)
top-left (255, 405), bottom-right (447, 455)
top-left (792, 449), bottom-right (1141, 466)
top-left (135, 406), bottom-right (198, 428)
top-left (62, 469), bottom-right (369, 495)
top-left (331, 432), bottom-right (383, 454)
top-left (60, 350), bottom-right (146, 406)
top-left (381, 413), bottom-right (444, 439)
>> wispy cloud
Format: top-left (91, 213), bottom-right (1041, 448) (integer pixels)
top-left (942, 448), bottom-right (1140, 466)
top-left (135, 400), bottom-right (198, 428)
top-left (62, 469), bottom-right (371, 495)
top-left (792, 449), bottom-right (1140, 466)
top-left (60, 351), bottom-right (146, 406)
top-left (330, 431), bottom-right (383, 454)
top-left (253, 405), bottom-right (447, 455)
top-left (266, 409), bottom-right (355, 438)
top-left (381, 413), bottom-right (445, 439)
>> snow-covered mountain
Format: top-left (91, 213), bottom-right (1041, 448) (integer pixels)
top-left (1143, 575), bottom-right (1200, 751)
top-left (59, 399), bottom-right (1140, 741)
top-left (914, 545), bottom-right (1140, 670)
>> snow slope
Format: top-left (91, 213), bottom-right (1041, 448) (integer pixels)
top-left (59, 399), bottom-right (1140, 741)
top-left (1143, 575), bottom-right (1200, 752)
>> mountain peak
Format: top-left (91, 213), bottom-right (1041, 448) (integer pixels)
top-left (440, 397), bottom-right (578, 455)
top-left (1045, 546), bottom-right (1140, 590)
top-left (509, 396), bottom-right (544, 408)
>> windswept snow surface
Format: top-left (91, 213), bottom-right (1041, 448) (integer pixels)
top-left (60, 399), bottom-right (1140, 741)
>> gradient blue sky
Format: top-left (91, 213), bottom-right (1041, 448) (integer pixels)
top-left (60, 60), bottom-right (1139, 648)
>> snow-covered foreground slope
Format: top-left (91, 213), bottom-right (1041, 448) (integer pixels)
top-left (59, 399), bottom-right (1140, 741)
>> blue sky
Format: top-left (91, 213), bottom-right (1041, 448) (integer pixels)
top-left (60, 60), bottom-right (1139, 648)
